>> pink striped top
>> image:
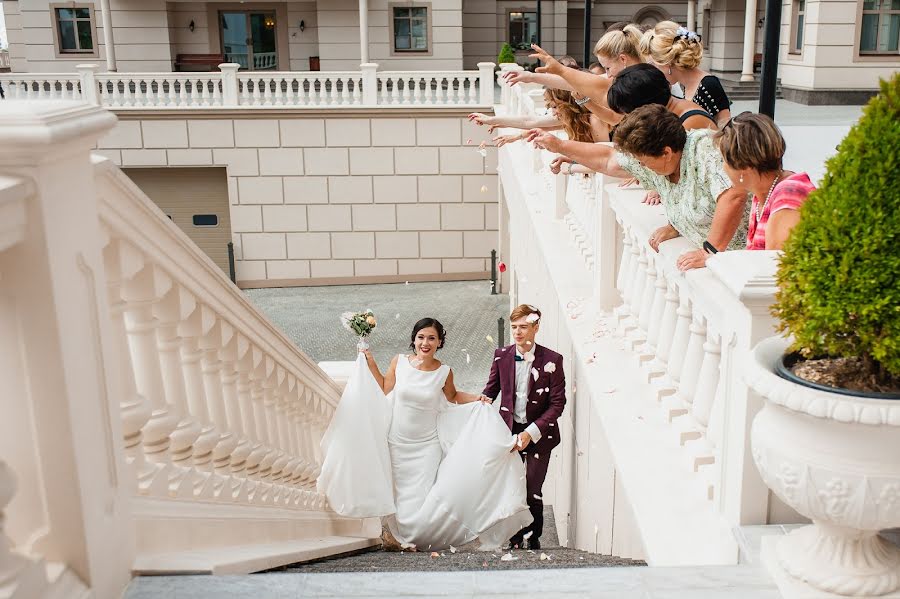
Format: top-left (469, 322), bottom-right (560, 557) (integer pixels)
top-left (747, 172), bottom-right (815, 250)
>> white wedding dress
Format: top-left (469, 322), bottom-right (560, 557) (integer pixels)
top-left (318, 354), bottom-right (532, 551)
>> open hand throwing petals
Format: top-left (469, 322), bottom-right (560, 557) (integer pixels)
top-left (529, 44), bottom-right (564, 76)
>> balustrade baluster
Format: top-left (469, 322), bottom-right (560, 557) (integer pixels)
top-left (390, 77), bottom-right (401, 105)
top-left (178, 305), bottom-right (220, 498)
top-left (103, 239), bottom-right (158, 494)
top-left (637, 256), bottom-right (658, 333)
top-left (328, 78), bottom-right (340, 105)
top-left (400, 77), bottom-right (411, 104)
top-left (0, 461), bottom-right (49, 595)
top-left (123, 78), bottom-right (135, 107)
top-left (692, 331), bottom-right (722, 431)
top-left (645, 268), bottom-right (668, 351)
top-left (616, 224), bottom-right (632, 294)
top-left (153, 285), bottom-right (201, 497)
top-left (379, 77), bottom-right (390, 105)
top-left (655, 283), bottom-right (680, 366)
top-left (454, 76), bottom-right (465, 104)
top-left (352, 77), bottom-right (362, 104)
top-left (251, 78), bottom-right (262, 105)
top-left (677, 315), bottom-right (706, 407)
top-left (121, 264), bottom-right (179, 494)
top-left (109, 78), bottom-right (121, 107)
top-left (666, 294), bottom-right (692, 383)
top-left (199, 320), bottom-right (238, 496)
top-left (154, 78), bottom-right (165, 106)
top-left (219, 331), bottom-right (253, 501)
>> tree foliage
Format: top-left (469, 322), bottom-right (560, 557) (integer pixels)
top-left (773, 73), bottom-right (900, 379)
top-left (498, 43), bottom-right (516, 65)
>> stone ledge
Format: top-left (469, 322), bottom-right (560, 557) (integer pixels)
top-left (782, 87), bottom-right (878, 106)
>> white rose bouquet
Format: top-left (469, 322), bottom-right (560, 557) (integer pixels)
top-left (341, 309), bottom-right (377, 350)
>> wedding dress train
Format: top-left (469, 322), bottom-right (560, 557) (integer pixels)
top-left (318, 354), bottom-right (532, 550)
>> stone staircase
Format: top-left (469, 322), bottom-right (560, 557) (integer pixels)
top-left (713, 72), bottom-right (784, 102)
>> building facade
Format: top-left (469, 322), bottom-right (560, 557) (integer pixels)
top-left (3, 0), bottom-right (897, 100)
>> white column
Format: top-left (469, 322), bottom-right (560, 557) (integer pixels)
top-left (740, 0), bottom-right (759, 81)
top-left (687, 0), bottom-right (698, 32)
top-left (99, 0), bottom-right (117, 72)
top-left (359, 0), bottom-right (369, 64)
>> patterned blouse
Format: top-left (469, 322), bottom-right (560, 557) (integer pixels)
top-left (616, 129), bottom-right (750, 250)
top-left (747, 172), bottom-right (815, 250)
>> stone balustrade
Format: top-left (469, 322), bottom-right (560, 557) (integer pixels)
top-left (0, 100), bottom-right (376, 595)
top-left (496, 77), bottom-right (789, 564)
top-left (0, 62), bottom-right (497, 110)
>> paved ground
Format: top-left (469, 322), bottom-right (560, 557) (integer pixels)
top-left (245, 280), bottom-right (510, 392)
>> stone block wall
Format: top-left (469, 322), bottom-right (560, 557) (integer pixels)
top-left (95, 110), bottom-right (498, 287)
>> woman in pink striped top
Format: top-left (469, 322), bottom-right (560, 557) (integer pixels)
top-left (713, 112), bottom-right (816, 250)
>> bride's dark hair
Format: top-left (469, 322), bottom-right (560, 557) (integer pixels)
top-left (409, 318), bottom-right (446, 350)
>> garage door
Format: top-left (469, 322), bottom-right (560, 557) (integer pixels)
top-left (123, 167), bottom-right (232, 275)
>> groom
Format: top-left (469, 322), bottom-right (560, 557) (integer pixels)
top-left (481, 304), bottom-right (566, 550)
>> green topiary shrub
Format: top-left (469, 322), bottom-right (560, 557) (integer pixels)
top-left (773, 72), bottom-right (900, 384)
top-left (498, 43), bottom-right (516, 65)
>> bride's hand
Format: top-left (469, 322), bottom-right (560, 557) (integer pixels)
top-left (477, 394), bottom-right (492, 404)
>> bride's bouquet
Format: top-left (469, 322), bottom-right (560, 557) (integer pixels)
top-left (341, 309), bottom-right (377, 350)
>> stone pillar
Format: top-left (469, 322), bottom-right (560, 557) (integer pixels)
top-left (359, 0), bottom-right (369, 64)
top-left (688, 0), bottom-right (698, 32)
top-left (0, 100), bottom-right (134, 598)
top-left (740, 0), bottom-right (759, 81)
top-left (98, 0), bottom-right (117, 71)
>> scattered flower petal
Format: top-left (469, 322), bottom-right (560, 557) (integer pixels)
top-left (486, 335), bottom-right (494, 343)
top-left (500, 552), bottom-right (518, 561)
top-left (602, 386), bottom-right (617, 394)
top-left (477, 148), bottom-right (487, 157)
top-left (540, 552), bottom-right (551, 561)
top-left (430, 551), bottom-right (440, 558)
top-left (533, 493), bottom-right (543, 500)
top-left (536, 389), bottom-right (544, 395)
top-left (525, 313), bottom-right (540, 323)
top-left (500, 406), bottom-right (510, 412)
top-left (466, 138), bottom-right (473, 144)
top-left (480, 185), bottom-right (488, 193)
top-left (466, 353), bottom-right (471, 364)
top-left (523, 531), bottom-right (534, 540)
top-left (543, 361), bottom-right (556, 373)
top-left (494, 356), bottom-right (501, 361)
top-left (531, 367), bottom-right (539, 381)
top-left (450, 545), bottom-right (457, 553)
top-left (533, 453), bottom-right (540, 459)
top-left (549, 422), bottom-right (555, 427)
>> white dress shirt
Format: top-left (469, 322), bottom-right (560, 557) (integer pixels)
top-left (514, 347), bottom-right (542, 443)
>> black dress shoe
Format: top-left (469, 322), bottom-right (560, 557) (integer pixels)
top-left (527, 538), bottom-right (541, 550)
top-left (508, 537), bottom-right (524, 550)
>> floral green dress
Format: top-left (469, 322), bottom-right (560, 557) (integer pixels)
top-left (616, 129), bottom-right (749, 250)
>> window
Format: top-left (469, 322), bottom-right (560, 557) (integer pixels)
top-left (392, 6), bottom-right (429, 52)
top-left (508, 11), bottom-right (537, 50)
top-left (53, 4), bottom-right (96, 54)
top-left (790, 0), bottom-right (806, 54)
top-left (193, 215), bottom-right (219, 227)
top-left (859, 0), bottom-right (900, 54)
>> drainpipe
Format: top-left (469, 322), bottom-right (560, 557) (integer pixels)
top-left (99, 0), bottom-right (117, 71)
top-left (359, 0), bottom-right (369, 64)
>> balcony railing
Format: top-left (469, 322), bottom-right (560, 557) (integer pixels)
top-left (0, 62), bottom-right (497, 109)
top-left (495, 73), bottom-right (783, 563)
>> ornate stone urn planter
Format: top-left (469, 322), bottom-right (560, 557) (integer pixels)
top-left (747, 336), bottom-right (900, 596)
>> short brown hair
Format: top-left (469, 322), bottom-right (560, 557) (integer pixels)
top-left (613, 104), bottom-right (687, 157)
top-left (713, 112), bottom-right (785, 173)
top-left (510, 304), bottom-right (541, 323)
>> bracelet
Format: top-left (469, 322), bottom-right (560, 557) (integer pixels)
top-left (575, 96), bottom-right (592, 106)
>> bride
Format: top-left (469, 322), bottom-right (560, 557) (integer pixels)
top-left (317, 317), bottom-right (532, 551)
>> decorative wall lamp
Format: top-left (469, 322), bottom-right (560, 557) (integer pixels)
top-left (189, 19), bottom-right (195, 32)
top-left (299, 19), bottom-right (306, 32)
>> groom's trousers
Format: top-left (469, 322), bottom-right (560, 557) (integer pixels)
top-left (511, 422), bottom-right (551, 543)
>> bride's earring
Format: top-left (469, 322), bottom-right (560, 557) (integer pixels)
top-left (668, 67), bottom-right (672, 75)
top-left (739, 173), bottom-right (744, 183)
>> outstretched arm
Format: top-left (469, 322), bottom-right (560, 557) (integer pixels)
top-left (363, 351), bottom-right (398, 395)
top-left (526, 130), bottom-right (631, 178)
top-left (502, 70), bottom-right (575, 91)
top-left (530, 44), bottom-right (613, 107)
top-left (481, 350), bottom-right (502, 400)
top-left (443, 369), bottom-right (485, 404)
top-left (469, 112), bottom-right (561, 130)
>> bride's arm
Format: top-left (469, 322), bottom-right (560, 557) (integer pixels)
top-left (362, 351), bottom-right (398, 394)
top-left (443, 369), bottom-right (488, 404)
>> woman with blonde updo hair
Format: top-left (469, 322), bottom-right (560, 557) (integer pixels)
top-left (641, 21), bottom-right (732, 127)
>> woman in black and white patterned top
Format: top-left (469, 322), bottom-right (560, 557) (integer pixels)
top-left (640, 21), bottom-right (732, 128)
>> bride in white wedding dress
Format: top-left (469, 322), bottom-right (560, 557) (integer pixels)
top-left (317, 318), bottom-right (532, 551)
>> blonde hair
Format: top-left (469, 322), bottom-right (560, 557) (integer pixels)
top-left (713, 112), bottom-right (785, 173)
top-left (543, 88), bottom-right (595, 143)
top-left (640, 21), bottom-right (703, 69)
top-left (593, 24), bottom-right (643, 62)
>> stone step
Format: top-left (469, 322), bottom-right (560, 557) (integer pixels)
top-left (132, 535), bottom-right (380, 576)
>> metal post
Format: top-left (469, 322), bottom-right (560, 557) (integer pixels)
top-left (758, 0), bottom-right (783, 118)
top-left (583, 0), bottom-right (592, 69)
top-left (497, 317), bottom-right (505, 349)
top-left (536, 0), bottom-right (542, 46)
top-left (490, 249), bottom-right (498, 295)
top-left (227, 241), bottom-right (236, 284)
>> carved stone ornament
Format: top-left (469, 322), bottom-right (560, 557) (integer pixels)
top-left (746, 336), bottom-right (900, 596)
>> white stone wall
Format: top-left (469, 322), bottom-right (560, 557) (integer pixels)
top-left (777, 0), bottom-right (900, 92)
top-left (317, 0), bottom-right (465, 71)
top-left (95, 112), bottom-right (498, 287)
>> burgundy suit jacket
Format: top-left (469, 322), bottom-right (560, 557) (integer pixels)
top-left (481, 343), bottom-right (566, 452)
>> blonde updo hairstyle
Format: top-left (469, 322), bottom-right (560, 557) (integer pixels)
top-left (640, 20), bottom-right (703, 69)
top-left (593, 24), bottom-right (644, 63)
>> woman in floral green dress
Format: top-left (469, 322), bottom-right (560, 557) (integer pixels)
top-left (527, 104), bottom-right (749, 270)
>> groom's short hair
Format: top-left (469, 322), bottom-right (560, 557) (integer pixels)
top-left (510, 304), bottom-right (541, 324)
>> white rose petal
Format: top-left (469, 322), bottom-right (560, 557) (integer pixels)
top-left (531, 367), bottom-right (539, 381)
top-left (450, 545), bottom-right (457, 553)
top-left (544, 387), bottom-right (549, 392)
top-left (543, 362), bottom-right (556, 373)
top-left (500, 552), bottom-right (518, 561)
top-left (486, 335), bottom-right (494, 343)
top-left (523, 531), bottom-right (534, 540)
top-left (540, 552), bottom-right (551, 561)
top-left (500, 406), bottom-right (510, 412)
top-left (525, 313), bottom-right (540, 323)
top-left (480, 185), bottom-right (488, 193)
top-left (533, 493), bottom-right (543, 500)
top-left (477, 148), bottom-right (488, 157)
top-left (536, 389), bottom-right (544, 395)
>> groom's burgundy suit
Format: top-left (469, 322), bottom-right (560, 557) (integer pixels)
top-left (482, 343), bottom-right (566, 546)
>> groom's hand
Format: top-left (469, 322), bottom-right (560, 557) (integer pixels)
top-left (513, 431), bottom-right (532, 452)
top-left (477, 395), bottom-right (492, 404)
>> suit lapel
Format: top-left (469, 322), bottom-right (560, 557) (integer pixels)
top-left (504, 345), bottom-right (516, 412)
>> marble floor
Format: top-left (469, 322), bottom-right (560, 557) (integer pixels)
top-left (125, 564), bottom-right (781, 598)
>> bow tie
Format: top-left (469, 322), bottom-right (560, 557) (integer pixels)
top-left (515, 355), bottom-right (525, 362)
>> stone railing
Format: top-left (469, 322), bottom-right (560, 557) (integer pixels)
top-left (0, 62), bottom-right (497, 109)
top-left (0, 100), bottom-right (375, 596)
top-left (495, 76), bottom-right (786, 565)
top-left (0, 51), bottom-right (11, 70)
